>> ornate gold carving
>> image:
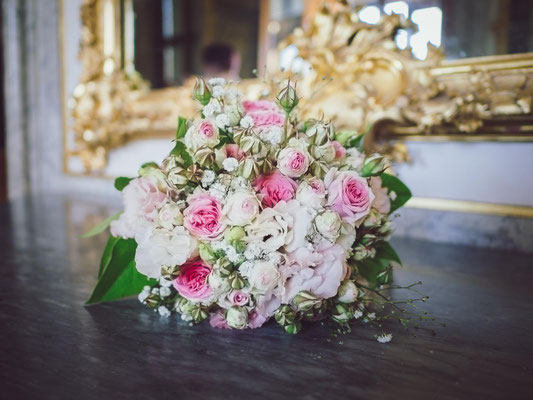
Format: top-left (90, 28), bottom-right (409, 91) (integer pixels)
top-left (69, 0), bottom-right (149, 173)
top-left (276, 2), bottom-right (533, 148)
top-left (64, 0), bottom-right (533, 174)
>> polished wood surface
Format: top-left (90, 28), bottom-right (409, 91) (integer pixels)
top-left (0, 194), bottom-right (532, 399)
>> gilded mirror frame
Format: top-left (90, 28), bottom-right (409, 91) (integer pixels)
top-left (60, 0), bottom-right (533, 176)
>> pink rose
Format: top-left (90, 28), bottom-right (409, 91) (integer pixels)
top-left (253, 170), bottom-right (298, 208)
top-left (224, 144), bottom-right (245, 160)
top-left (243, 100), bottom-right (285, 130)
top-left (184, 193), bottom-right (226, 239)
top-left (370, 177), bottom-right (391, 215)
top-left (199, 121), bottom-right (215, 138)
top-left (110, 177), bottom-right (167, 239)
top-left (209, 312), bottom-right (232, 329)
top-left (331, 141), bottom-right (346, 159)
top-left (243, 100), bottom-right (280, 113)
top-left (248, 295), bottom-right (281, 329)
top-left (229, 290), bottom-right (250, 306)
top-left (278, 147), bottom-right (310, 178)
top-left (324, 169), bottom-right (375, 224)
top-left (250, 111), bottom-right (285, 129)
top-left (172, 259), bottom-right (213, 301)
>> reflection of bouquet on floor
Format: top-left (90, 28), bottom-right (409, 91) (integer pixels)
top-left (85, 77), bottom-right (414, 340)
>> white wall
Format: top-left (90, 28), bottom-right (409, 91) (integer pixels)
top-left (396, 141), bottom-right (533, 206)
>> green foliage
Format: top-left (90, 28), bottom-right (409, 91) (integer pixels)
top-left (175, 116), bottom-right (189, 139)
top-left (140, 162), bottom-right (159, 169)
top-left (114, 177), bottom-right (133, 191)
top-left (98, 234), bottom-right (121, 278)
top-left (346, 132), bottom-right (366, 152)
top-left (170, 140), bottom-right (193, 167)
top-left (80, 212), bottom-right (122, 238)
top-left (85, 236), bottom-right (154, 305)
top-left (380, 173), bottom-right (412, 213)
top-left (354, 241), bottom-right (402, 288)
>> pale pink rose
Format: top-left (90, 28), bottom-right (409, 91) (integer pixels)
top-left (184, 193), bottom-right (226, 239)
top-left (248, 295), bottom-right (281, 329)
top-left (250, 111), bottom-right (285, 129)
top-left (209, 312), bottom-right (232, 329)
top-left (243, 100), bottom-right (285, 129)
top-left (278, 147), bottom-right (310, 178)
top-left (242, 100), bottom-right (280, 113)
top-left (296, 178), bottom-right (326, 209)
top-left (172, 259), bottom-right (213, 301)
top-left (324, 169), bottom-right (375, 224)
top-left (224, 144), bottom-right (245, 160)
top-left (184, 119), bottom-right (219, 152)
top-left (199, 121), bottom-right (216, 138)
top-left (332, 141), bottom-right (346, 159)
top-left (247, 310), bottom-right (267, 329)
top-left (253, 170), bottom-right (298, 208)
top-left (282, 241), bottom-right (346, 302)
top-left (229, 290), bottom-right (250, 306)
top-left (370, 177), bottom-right (391, 215)
top-left (110, 177), bottom-right (167, 239)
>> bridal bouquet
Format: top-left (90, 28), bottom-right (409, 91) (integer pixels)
top-left (85, 77), bottom-right (412, 337)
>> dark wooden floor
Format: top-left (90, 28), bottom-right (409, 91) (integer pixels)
top-left (0, 194), bottom-right (532, 400)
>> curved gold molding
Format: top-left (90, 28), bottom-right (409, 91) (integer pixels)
top-left (406, 197), bottom-right (533, 219)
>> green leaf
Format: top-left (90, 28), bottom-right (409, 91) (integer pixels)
top-left (377, 241), bottom-right (402, 266)
top-left (98, 234), bottom-right (121, 278)
top-left (346, 132), bottom-right (366, 152)
top-left (355, 241), bottom-right (402, 287)
top-left (140, 162), bottom-right (159, 169)
top-left (85, 238), bottom-right (154, 304)
top-left (176, 116), bottom-right (189, 139)
top-left (170, 140), bottom-right (193, 167)
top-left (80, 212), bottom-right (122, 238)
top-left (114, 177), bottom-right (133, 191)
top-left (380, 173), bottom-right (412, 213)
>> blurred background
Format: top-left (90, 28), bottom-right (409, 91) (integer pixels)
top-left (1, 0), bottom-right (532, 253)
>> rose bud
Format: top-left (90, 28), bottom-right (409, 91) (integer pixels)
top-left (314, 210), bottom-right (342, 241)
top-left (292, 290), bottom-right (322, 312)
top-left (337, 281), bottom-right (359, 303)
top-left (193, 77), bottom-right (212, 105)
top-left (274, 305), bottom-right (296, 326)
top-left (361, 154), bottom-right (389, 177)
top-left (284, 321), bottom-right (302, 335)
top-left (277, 79), bottom-right (299, 113)
top-left (225, 306), bottom-right (248, 329)
top-left (198, 243), bottom-right (216, 264)
top-left (331, 303), bottom-right (353, 324)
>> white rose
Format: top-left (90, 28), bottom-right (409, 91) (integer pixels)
top-left (273, 199), bottom-right (315, 253)
top-left (156, 203), bottom-right (183, 229)
top-left (314, 210), bottom-right (342, 241)
top-left (223, 190), bottom-right (260, 226)
top-left (248, 260), bottom-right (281, 294)
top-left (337, 281), bottom-right (358, 303)
top-left (184, 119), bottom-right (219, 152)
top-left (296, 178), bottom-right (326, 209)
top-left (245, 207), bottom-right (290, 252)
top-left (224, 105), bottom-right (242, 126)
top-left (343, 148), bottom-right (365, 171)
top-left (225, 306), bottom-right (248, 329)
top-left (208, 270), bottom-right (231, 299)
top-left (337, 221), bottom-right (357, 251)
top-left (135, 226), bottom-right (197, 279)
top-left (215, 113), bottom-right (230, 129)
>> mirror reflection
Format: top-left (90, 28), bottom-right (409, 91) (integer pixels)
top-left (130, 0), bottom-right (533, 89)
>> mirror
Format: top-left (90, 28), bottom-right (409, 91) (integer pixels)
top-left (62, 0), bottom-right (533, 177)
